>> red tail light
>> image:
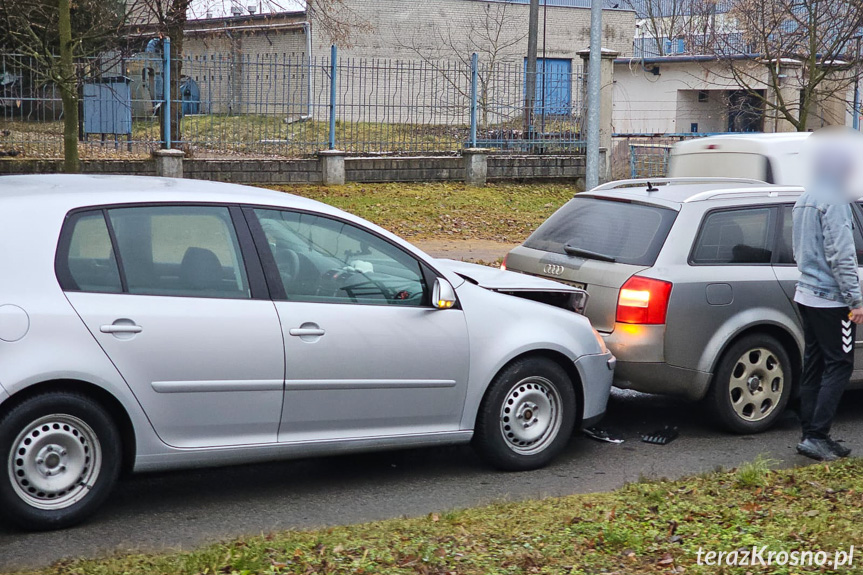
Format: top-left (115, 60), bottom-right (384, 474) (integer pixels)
top-left (500, 253), bottom-right (508, 271)
top-left (616, 276), bottom-right (673, 325)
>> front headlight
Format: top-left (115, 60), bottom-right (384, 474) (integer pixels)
top-left (592, 328), bottom-right (608, 354)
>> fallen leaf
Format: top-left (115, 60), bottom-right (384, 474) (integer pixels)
top-left (658, 553), bottom-right (675, 565)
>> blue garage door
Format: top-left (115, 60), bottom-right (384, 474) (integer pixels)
top-left (524, 58), bottom-right (572, 116)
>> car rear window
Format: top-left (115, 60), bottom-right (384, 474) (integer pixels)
top-left (523, 197), bottom-right (677, 266)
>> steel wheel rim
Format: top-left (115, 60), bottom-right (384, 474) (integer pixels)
top-left (499, 376), bottom-right (563, 455)
top-left (8, 414), bottom-right (102, 510)
top-left (728, 347), bottom-right (784, 423)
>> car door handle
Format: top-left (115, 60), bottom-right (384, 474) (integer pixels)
top-left (289, 327), bottom-right (326, 337)
top-left (100, 324), bottom-right (143, 334)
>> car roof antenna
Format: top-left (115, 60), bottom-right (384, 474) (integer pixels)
top-left (646, 181), bottom-right (659, 192)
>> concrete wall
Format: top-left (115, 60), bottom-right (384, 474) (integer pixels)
top-left (674, 89), bottom-right (728, 134)
top-left (0, 155), bottom-right (586, 184)
top-left (181, 15), bottom-right (309, 116)
top-left (612, 60), bottom-right (753, 134)
top-left (315, 0), bottom-right (634, 60)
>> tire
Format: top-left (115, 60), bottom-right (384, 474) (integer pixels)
top-left (0, 391), bottom-right (121, 530)
top-left (472, 357), bottom-right (577, 471)
top-left (706, 334), bottom-right (793, 434)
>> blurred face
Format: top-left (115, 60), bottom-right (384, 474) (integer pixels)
top-left (803, 129), bottom-right (863, 204)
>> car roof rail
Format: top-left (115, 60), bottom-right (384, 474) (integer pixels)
top-left (683, 186), bottom-right (805, 203)
top-left (591, 177), bottom-right (766, 192)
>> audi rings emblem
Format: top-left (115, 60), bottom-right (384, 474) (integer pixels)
top-left (543, 264), bottom-right (565, 276)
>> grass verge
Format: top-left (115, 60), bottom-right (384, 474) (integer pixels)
top-left (13, 458), bottom-right (863, 575)
top-left (269, 182), bottom-right (577, 243)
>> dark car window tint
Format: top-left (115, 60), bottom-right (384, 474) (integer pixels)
top-left (254, 209), bottom-right (427, 306)
top-left (852, 203), bottom-right (863, 263)
top-left (692, 208), bottom-right (774, 265)
top-left (776, 205), bottom-right (794, 264)
top-left (777, 204), bottom-right (863, 266)
top-left (107, 206), bottom-right (250, 299)
top-left (61, 212), bottom-right (122, 293)
top-left (523, 197), bottom-right (677, 266)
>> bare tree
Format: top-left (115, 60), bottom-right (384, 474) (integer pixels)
top-left (627, 0), bottom-right (689, 57)
top-left (703, 0), bottom-right (863, 131)
top-left (0, 0), bottom-right (125, 172)
top-left (306, 0), bottom-right (370, 47)
top-left (395, 2), bottom-right (526, 128)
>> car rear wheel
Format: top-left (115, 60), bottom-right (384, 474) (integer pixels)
top-left (707, 334), bottom-right (792, 434)
top-left (473, 357), bottom-right (577, 471)
top-left (0, 391), bottom-right (121, 530)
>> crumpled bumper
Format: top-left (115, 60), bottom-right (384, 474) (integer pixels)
top-left (574, 351), bottom-right (616, 427)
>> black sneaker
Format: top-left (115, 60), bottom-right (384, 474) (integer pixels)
top-left (796, 438), bottom-right (839, 462)
top-left (826, 438), bottom-right (852, 458)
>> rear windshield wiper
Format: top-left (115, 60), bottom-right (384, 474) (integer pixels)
top-left (563, 244), bottom-right (617, 262)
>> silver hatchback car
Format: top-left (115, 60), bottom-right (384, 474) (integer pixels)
top-left (0, 175), bottom-right (613, 530)
top-left (504, 177), bottom-right (860, 435)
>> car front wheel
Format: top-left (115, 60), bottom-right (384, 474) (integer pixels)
top-left (0, 391), bottom-right (121, 530)
top-left (473, 357), bottom-right (577, 471)
top-left (707, 334), bottom-right (793, 434)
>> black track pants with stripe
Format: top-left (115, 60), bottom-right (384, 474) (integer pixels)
top-left (798, 304), bottom-right (856, 440)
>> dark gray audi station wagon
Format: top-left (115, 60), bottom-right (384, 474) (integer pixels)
top-left (504, 177), bottom-right (863, 434)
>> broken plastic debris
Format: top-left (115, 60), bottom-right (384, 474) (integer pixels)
top-left (583, 426), bottom-right (624, 444)
top-left (641, 426), bottom-right (679, 445)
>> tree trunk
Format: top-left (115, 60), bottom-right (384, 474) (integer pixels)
top-left (58, 0), bottom-right (79, 173)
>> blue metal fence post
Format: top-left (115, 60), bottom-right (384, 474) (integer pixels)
top-left (329, 45), bottom-right (337, 150)
top-left (470, 53), bottom-right (478, 148)
top-left (163, 36), bottom-right (171, 149)
top-left (854, 36), bottom-right (861, 131)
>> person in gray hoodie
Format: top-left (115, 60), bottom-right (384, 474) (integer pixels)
top-left (792, 132), bottom-right (863, 461)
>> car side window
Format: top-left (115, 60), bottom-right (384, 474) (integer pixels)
top-left (59, 211), bottom-right (123, 293)
top-left (779, 204), bottom-right (863, 265)
top-left (776, 205), bottom-right (794, 264)
top-left (692, 208), bottom-right (775, 265)
top-left (851, 203), bottom-right (863, 263)
top-left (253, 209), bottom-right (428, 306)
top-left (107, 206), bottom-right (251, 299)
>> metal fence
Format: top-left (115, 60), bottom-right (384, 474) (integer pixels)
top-left (0, 46), bottom-right (585, 159)
top-left (615, 132), bottom-right (743, 178)
top-left (0, 51), bottom-right (164, 159)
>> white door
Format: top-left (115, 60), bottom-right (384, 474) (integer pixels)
top-left (249, 208), bottom-right (471, 442)
top-left (60, 206), bottom-right (285, 448)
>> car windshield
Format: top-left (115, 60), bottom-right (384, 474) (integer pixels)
top-left (523, 197), bottom-right (678, 266)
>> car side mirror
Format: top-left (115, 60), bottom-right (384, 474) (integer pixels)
top-left (432, 278), bottom-right (457, 309)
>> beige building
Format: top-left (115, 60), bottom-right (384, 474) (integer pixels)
top-left (612, 56), bottom-right (854, 135)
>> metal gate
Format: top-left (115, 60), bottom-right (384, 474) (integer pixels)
top-left (525, 58), bottom-right (573, 116)
top-left (629, 143), bottom-right (672, 178)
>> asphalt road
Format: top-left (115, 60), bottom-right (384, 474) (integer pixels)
top-left (4, 388), bottom-right (863, 572)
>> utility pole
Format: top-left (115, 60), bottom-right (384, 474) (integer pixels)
top-left (524, 0), bottom-right (540, 139)
top-left (585, 0), bottom-right (602, 189)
